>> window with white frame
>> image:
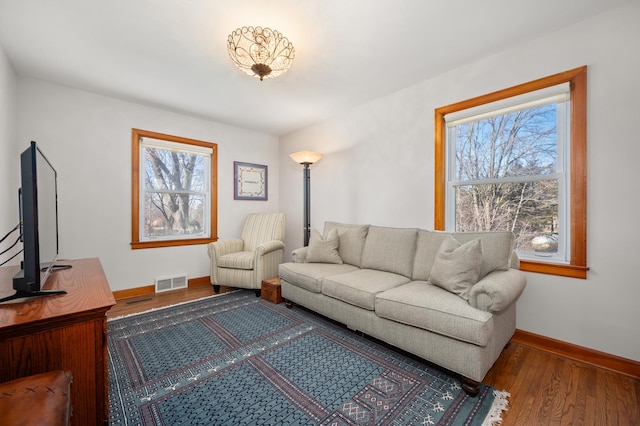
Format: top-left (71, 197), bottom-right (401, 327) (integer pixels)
top-left (434, 67), bottom-right (588, 278)
top-left (131, 129), bottom-right (218, 249)
top-left (445, 83), bottom-right (570, 262)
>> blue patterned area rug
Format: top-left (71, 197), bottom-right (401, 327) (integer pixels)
top-left (108, 290), bottom-right (508, 425)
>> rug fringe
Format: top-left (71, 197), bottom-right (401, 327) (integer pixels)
top-left (481, 389), bottom-right (510, 426)
top-left (107, 290), bottom-right (240, 321)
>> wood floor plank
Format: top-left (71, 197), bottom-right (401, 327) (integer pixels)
top-left (593, 369), bottom-right (609, 425)
top-left (109, 285), bottom-right (640, 425)
top-left (557, 360), bottom-right (581, 426)
top-left (548, 359), bottom-right (574, 426)
top-left (496, 345), bottom-right (547, 424)
top-left (513, 395), bottom-right (539, 426)
top-left (531, 355), bottom-right (564, 423)
top-left (584, 394), bottom-right (598, 426)
top-left (608, 371), bottom-right (638, 426)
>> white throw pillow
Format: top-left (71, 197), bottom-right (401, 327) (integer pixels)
top-left (428, 236), bottom-right (483, 300)
top-left (306, 228), bottom-right (343, 264)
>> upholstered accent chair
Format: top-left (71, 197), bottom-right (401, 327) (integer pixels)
top-left (207, 213), bottom-right (286, 295)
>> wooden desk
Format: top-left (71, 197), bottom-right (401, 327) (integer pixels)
top-left (0, 258), bottom-right (115, 425)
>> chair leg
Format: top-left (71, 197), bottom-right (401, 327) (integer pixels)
top-left (213, 285), bottom-right (220, 293)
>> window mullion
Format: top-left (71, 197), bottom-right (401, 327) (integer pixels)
top-left (451, 173), bottom-right (562, 188)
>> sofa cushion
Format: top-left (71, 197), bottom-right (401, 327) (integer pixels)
top-left (412, 230), bottom-right (514, 281)
top-left (278, 262), bottom-right (358, 293)
top-left (218, 251), bottom-right (254, 270)
top-left (375, 281), bottom-right (494, 346)
top-left (322, 269), bottom-right (410, 310)
top-left (306, 229), bottom-right (343, 264)
top-left (361, 226), bottom-right (418, 278)
top-left (428, 236), bottom-right (483, 300)
top-left (323, 222), bottom-right (369, 267)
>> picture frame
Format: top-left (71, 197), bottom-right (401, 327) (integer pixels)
top-left (234, 161), bottom-right (268, 200)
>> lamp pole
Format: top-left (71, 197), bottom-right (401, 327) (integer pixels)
top-left (289, 151), bottom-right (322, 247)
top-left (302, 162), bottom-right (311, 246)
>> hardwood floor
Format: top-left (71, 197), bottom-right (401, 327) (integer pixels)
top-left (484, 342), bottom-right (639, 425)
top-left (108, 283), bottom-right (640, 425)
top-left (107, 283), bottom-right (232, 318)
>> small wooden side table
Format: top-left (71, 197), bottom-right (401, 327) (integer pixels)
top-left (261, 277), bottom-right (282, 304)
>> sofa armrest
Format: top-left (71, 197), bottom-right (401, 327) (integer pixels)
top-left (206, 238), bottom-right (243, 285)
top-left (256, 240), bottom-right (285, 256)
top-left (468, 269), bottom-right (527, 313)
top-left (291, 247), bottom-right (308, 263)
top-left (207, 239), bottom-right (244, 260)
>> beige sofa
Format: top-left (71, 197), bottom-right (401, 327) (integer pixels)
top-left (278, 221), bottom-right (527, 396)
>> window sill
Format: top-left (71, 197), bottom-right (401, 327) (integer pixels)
top-left (131, 237), bottom-right (217, 250)
top-left (519, 259), bottom-right (589, 279)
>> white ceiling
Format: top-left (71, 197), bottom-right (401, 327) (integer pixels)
top-left (0, 0), bottom-right (629, 136)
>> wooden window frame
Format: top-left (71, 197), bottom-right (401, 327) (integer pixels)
top-left (434, 66), bottom-right (588, 278)
top-left (131, 128), bottom-right (218, 249)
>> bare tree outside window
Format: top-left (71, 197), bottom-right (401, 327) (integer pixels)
top-left (451, 104), bottom-right (561, 256)
top-left (143, 147), bottom-right (206, 238)
top-left (131, 129), bottom-right (218, 250)
top-left (435, 67), bottom-right (588, 278)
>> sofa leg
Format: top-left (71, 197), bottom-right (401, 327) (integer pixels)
top-left (461, 377), bottom-right (480, 397)
top-left (254, 289), bottom-right (261, 297)
top-left (213, 285), bottom-right (220, 293)
top-left (284, 300), bottom-right (293, 309)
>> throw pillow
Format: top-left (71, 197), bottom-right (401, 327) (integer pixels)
top-left (324, 222), bottom-right (369, 267)
top-left (428, 236), bottom-right (483, 300)
top-left (306, 228), bottom-right (343, 264)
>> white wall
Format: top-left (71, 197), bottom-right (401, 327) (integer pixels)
top-left (0, 45), bottom-right (17, 236)
top-left (279, 2), bottom-right (640, 362)
top-left (16, 78), bottom-right (280, 291)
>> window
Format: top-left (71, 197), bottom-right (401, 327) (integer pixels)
top-left (131, 129), bottom-right (218, 249)
top-left (435, 67), bottom-right (587, 278)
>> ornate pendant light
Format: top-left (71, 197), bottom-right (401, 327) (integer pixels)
top-left (227, 26), bottom-right (295, 81)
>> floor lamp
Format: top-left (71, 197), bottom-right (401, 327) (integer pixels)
top-left (290, 151), bottom-right (322, 246)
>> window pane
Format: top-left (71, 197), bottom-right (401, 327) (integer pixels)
top-left (455, 180), bottom-right (559, 256)
top-left (143, 192), bottom-right (206, 238)
top-left (144, 147), bottom-right (206, 192)
top-left (142, 146), bottom-right (208, 240)
top-left (455, 104), bottom-right (558, 181)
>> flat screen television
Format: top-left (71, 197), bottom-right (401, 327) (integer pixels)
top-left (0, 141), bottom-right (67, 303)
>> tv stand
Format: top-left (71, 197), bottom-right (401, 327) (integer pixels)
top-left (50, 264), bottom-right (73, 271)
top-left (0, 288), bottom-right (67, 304)
top-left (0, 258), bottom-right (115, 425)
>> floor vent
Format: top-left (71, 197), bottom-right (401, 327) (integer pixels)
top-left (155, 274), bottom-right (188, 293)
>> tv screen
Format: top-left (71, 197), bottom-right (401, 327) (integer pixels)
top-left (34, 143), bottom-right (59, 282)
top-left (5, 141), bottom-right (66, 302)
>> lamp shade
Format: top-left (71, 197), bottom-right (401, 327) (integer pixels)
top-left (290, 151), bottom-right (322, 165)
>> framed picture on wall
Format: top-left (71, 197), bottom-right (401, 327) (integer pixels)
top-left (234, 161), bottom-right (268, 200)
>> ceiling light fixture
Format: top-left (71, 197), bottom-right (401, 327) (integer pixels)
top-left (227, 26), bottom-right (295, 81)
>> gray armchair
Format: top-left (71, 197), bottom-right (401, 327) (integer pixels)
top-left (207, 213), bottom-right (286, 294)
